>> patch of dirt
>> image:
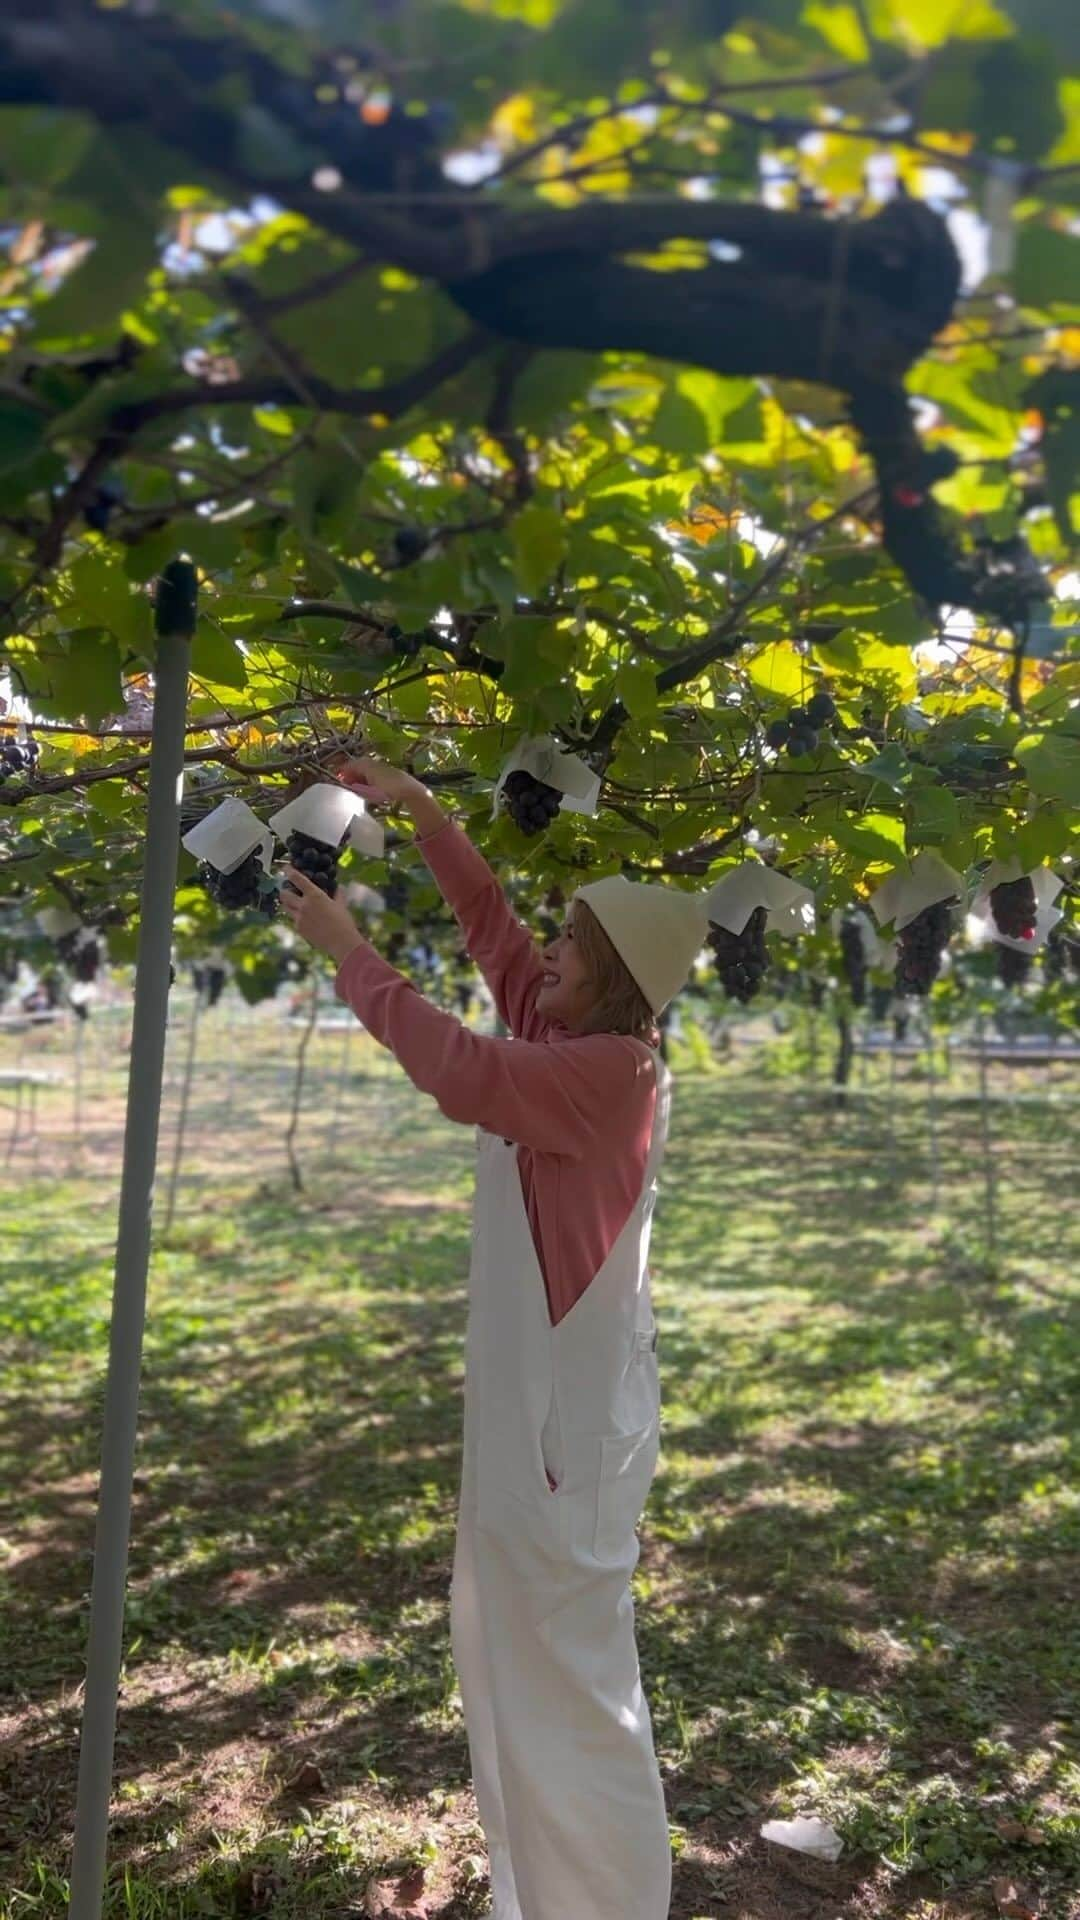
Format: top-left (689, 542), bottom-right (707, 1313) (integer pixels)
top-left (674, 1831), bottom-right (879, 1920)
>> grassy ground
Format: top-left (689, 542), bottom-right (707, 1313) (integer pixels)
top-left (0, 1006), bottom-right (1077, 1920)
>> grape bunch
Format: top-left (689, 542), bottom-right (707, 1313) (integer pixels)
top-left (193, 962), bottom-right (227, 1008)
top-left (1043, 928), bottom-right (1077, 982)
top-left (286, 829), bottom-right (340, 897)
top-left (383, 871), bottom-right (410, 917)
top-left (199, 850), bottom-right (276, 915)
top-left (72, 938), bottom-right (101, 985)
top-left (503, 769), bottom-right (562, 836)
top-left (997, 945), bottom-right (1032, 989)
top-left (839, 917), bottom-right (868, 1007)
top-left (870, 983), bottom-right (893, 1022)
top-left (990, 876), bottom-right (1037, 941)
top-left (765, 692), bottom-right (836, 759)
top-left (0, 735), bottom-right (39, 782)
top-left (708, 906), bottom-right (769, 1003)
top-left (56, 929), bottom-right (102, 983)
top-left (1044, 928), bottom-right (1066, 983)
top-left (895, 899), bottom-right (954, 996)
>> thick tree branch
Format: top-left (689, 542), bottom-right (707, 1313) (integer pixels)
top-left (110, 329), bottom-right (489, 431)
top-left (450, 199), bottom-right (960, 392)
top-left (0, 0), bottom-right (1053, 628)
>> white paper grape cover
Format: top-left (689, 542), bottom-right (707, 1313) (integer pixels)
top-left (970, 859), bottom-right (1063, 953)
top-left (760, 1816), bottom-right (843, 1862)
top-left (492, 736), bottom-right (601, 821)
top-left (269, 782), bottom-right (375, 851)
top-left (182, 797), bottom-right (273, 876)
top-left (36, 905), bottom-right (82, 941)
top-left (346, 807), bottom-right (386, 858)
top-left (869, 850), bottom-right (963, 933)
top-left (704, 865), bottom-right (815, 938)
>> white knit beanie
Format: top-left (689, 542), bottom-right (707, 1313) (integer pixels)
top-left (574, 875), bottom-right (708, 1014)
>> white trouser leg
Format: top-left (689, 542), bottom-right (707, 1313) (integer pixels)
top-left (468, 1516), bottom-right (672, 1920)
top-left (450, 1513), bottom-right (524, 1920)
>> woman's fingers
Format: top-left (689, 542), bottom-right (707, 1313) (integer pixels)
top-left (337, 773), bottom-right (391, 807)
top-left (281, 865), bottom-right (311, 905)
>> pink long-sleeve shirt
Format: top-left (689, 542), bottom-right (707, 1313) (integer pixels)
top-left (334, 819), bottom-right (658, 1326)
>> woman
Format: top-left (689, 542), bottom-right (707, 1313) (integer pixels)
top-left (282, 756), bottom-right (706, 1920)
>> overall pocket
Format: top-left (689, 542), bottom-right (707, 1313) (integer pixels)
top-left (594, 1420), bottom-right (660, 1560)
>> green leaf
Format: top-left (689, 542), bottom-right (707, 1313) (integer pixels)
top-left (617, 660), bottom-right (660, 716)
top-left (0, 108), bottom-right (94, 188)
top-left (912, 360), bottom-right (1018, 452)
top-left (833, 812), bottom-right (907, 862)
top-left (253, 407), bottom-right (296, 437)
top-left (1014, 224), bottom-right (1080, 311)
top-left (88, 782), bottom-right (135, 820)
top-left (853, 744), bottom-right (910, 792)
top-left (653, 370), bottom-right (760, 455)
top-left (906, 784), bottom-right (961, 843)
top-left (1027, 369), bottom-right (1080, 541)
top-left (1011, 811), bottom-right (1073, 866)
top-left (191, 620), bottom-right (248, 691)
top-left (745, 642), bottom-right (806, 701)
top-left (124, 526), bottom-right (188, 585)
top-left (1015, 724), bottom-right (1080, 802)
top-left (235, 106), bottom-right (321, 182)
top-left (277, 270), bottom-right (438, 385)
top-left (510, 506), bottom-right (568, 596)
top-left (531, 681), bottom-right (578, 727)
top-left (590, 465), bottom-right (700, 506)
top-left (36, 216), bottom-right (158, 339)
top-left (36, 631), bottom-right (124, 725)
top-left (872, 596), bottom-right (930, 649)
top-left (921, 36), bottom-right (1065, 162)
top-left (292, 448), bottom-right (359, 539)
top-left (853, 640), bottom-right (919, 702)
top-left (67, 555), bottom-right (142, 644)
top-left (0, 399), bottom-right (46, 477)
top-left (498, 617), bottom-right (565, 694)
top-left (514, 352), bottom-right (600, 431)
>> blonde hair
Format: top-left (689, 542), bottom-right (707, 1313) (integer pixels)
top-left (572, 900), bottom-right (657, 1040)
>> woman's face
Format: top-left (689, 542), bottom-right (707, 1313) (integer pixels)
top-left (536, 908), bottom-right (596, 1031)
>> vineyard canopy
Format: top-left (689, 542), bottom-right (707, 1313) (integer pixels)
top-left (0, 0), bottom-right (1078, 962)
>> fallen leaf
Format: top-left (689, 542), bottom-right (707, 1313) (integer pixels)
top-left (395, 1866), bottom-right (427, 1909)
top-left (362, 1866), bottom-right (430, 1917)
top-left (996, 1818), bottom-right (1047, 1845)
top-left (991, 1873), bottom-right (1040, 1919)
top-left (233, 1866), bottom-right (279, 1915)
top-left (284, 1758), bottom-right (326, 1796)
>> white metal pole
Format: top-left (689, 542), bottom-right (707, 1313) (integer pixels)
top-left (925, 1011), bottom-right (941, 1216)
top-left (68, 579), bottom-right (192, 1920)
top-left (977, 1016), bottom-right (998, 1267)
top-left (163, 991), bottom-right (200, 1233)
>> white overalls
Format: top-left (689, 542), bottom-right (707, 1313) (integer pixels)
top-left (450, 1058), bottom-right (672, 1920)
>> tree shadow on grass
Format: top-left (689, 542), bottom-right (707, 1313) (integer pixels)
top-left (1, 1071), bottom-right (1077, 1917)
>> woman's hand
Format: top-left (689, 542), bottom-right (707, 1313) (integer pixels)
top-left (334, 753), bottom-right (447, 838)
top-left (280, 868), bottom-right (366, 967)
top-left (333, 754), bottom-right (420, 810)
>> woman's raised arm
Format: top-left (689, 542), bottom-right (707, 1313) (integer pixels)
top-left (337, 757), bottom-right (548, 1040)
